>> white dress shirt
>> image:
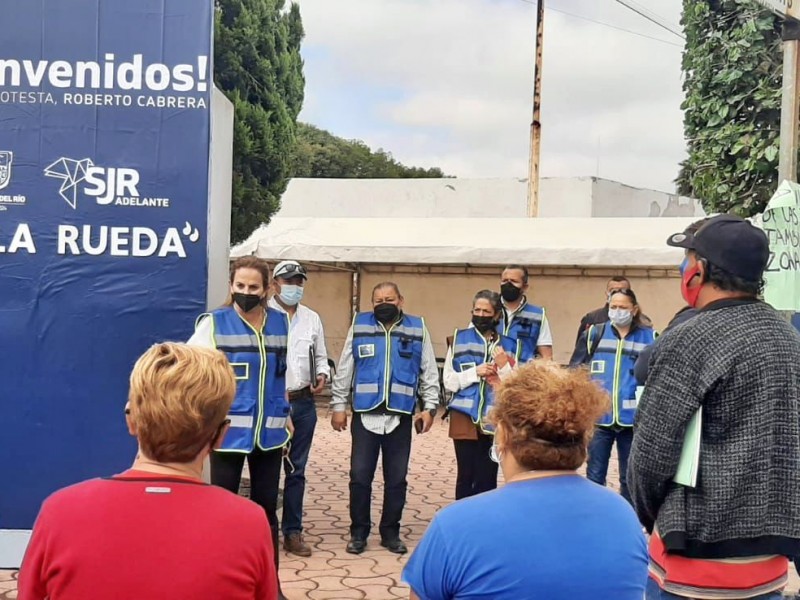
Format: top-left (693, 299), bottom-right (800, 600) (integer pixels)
top-left (331, 316), bottom-right (440, 435)
top-left (442, 328), bottom-right (514, 394)
top-left (268, 297), bottom-right (330, 391)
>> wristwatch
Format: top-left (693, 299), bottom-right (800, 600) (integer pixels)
top-left (427, 408), bottom-right (437, 417)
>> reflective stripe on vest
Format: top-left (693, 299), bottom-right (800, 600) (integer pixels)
top-left (351, 312), bottom-right (425, 414)
top-left (498, 302), bottom-right (544, 363)
top-left (587, 323), bottom-right (655, 427)
top-left (205, 306), bottom-right (291, 452)
top-left (450, 327), bottom-right (518, 434)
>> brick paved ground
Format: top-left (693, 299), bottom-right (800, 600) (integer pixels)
top-left (3, 404), bottom-right (799, 598)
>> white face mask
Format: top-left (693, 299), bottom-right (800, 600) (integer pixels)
top-left (608, 307), bottom-right (633, 327)
top-left (489, 443), bottom-right (503, 464)
top-left (279, 284), bottom-right (304, 306)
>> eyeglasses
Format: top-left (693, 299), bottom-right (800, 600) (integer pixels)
top-left (275, 263), bottom-right (306, 278)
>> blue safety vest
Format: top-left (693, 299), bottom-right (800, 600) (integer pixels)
top-left (497, 301), bottom-right (545, 363)
top-left (201, 306), bottom-right (290, 452)
top-left (586, 323), bottom-right (655, 427)
top-left (351, 312), bottom-right (425, 414)
top-left (449, 327), bottom-right (519, 434)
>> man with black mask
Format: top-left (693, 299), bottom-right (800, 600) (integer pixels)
top-left (497, 264), bottom-right (552, 362)
top-left (331, 281), bottom-right (440, 556)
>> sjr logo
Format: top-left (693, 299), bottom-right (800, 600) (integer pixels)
top-left (44, 158), bottom-right (168, 209)
top-left (84, 167), bottom-right (140, 205)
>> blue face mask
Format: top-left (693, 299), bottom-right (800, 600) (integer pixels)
top-left (279, 284), bottom-right (304, 306)
top-left (679, 257), bottom-right (689, 276)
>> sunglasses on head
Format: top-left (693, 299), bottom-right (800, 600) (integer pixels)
top-left (610, 288), bottom-right (635, 297)
top-left (276, 264), bottom-right (306, 277)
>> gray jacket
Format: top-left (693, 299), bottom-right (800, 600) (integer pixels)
top-left (628, 299), bottom-right (800, 559)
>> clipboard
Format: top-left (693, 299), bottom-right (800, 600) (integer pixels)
top-left (308, 345), bottom-right (317, 380)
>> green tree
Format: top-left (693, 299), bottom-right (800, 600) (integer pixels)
top-left (215, 0), bottom-right (305, 244)
top-left (678, 0), bottom-right (782, 216)
top-left (291, 123), bottom-right (447, 178)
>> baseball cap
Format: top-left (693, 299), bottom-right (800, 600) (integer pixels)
top-left (666, 215), bottom-right (769, 282)
top-left (272, 260), bottom-right (307, 280)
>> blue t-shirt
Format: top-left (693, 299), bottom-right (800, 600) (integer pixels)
top-left (402, 474), bottom-right (648, 600)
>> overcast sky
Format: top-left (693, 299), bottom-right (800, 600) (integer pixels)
top-left (295, 0), bottom-right (685, 193)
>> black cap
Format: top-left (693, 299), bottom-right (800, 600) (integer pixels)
top-left (666, 215), bottom-right (769, 281)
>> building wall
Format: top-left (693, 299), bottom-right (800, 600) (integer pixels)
top-left (355, 266), bottom-right (683, 364)
top-left (266, 263), bottom-right (684, 367)
top-left (592, 179), bottom-right (704, 218)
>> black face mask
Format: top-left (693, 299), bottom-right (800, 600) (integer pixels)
top-left (374, 302), bottom-right (400, 323)
top-left (471, 315), bottom-right (496, 333)
top-left (500, 282), bottom-right (523, 303)
top-left (232, 293), bottom-right (262, 313)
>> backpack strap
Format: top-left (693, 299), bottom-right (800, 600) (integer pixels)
top-left (587, 323), bottom-right (606, 359)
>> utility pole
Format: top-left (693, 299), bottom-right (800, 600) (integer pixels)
top-left (779, 19), bottom-right (800, 182)
top-left (527, 0), bottom-right (544, 217)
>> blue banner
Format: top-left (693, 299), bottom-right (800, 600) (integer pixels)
top-left (0, 0), bottom-right (213, 532)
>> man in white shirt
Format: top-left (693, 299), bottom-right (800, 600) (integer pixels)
top-left (268, 260), bottom-right (330, 558)
top-left (497, 265), bottom-right (553, 362)
top-left (330, 282), bottom-right (440, 556)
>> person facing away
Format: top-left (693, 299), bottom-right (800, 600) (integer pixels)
top-left (570, 287), bottom-right (655, 503)
top-left (330, 282), bottom-right (440, 555)
top-left (496, 264), bottom-right (553, 362)
top-left (628, 214), bottom-right (800, 600)
top-left (18, 343), bottom-right (277, 600)
top-left (402, 361), bottom-right (648, 600)
top-left (267, 260), bottom-right (330, 558)
top-left (443, 289), bottom-right (518, 500)
top-left (188, 256), bottom-right (291, 599)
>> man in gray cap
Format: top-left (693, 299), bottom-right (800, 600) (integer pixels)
top-left (628, 215), bottom-right (800, 599)
top-left (269, 260), bottom-right (330, 557)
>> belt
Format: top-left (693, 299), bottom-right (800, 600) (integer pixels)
top-left (287, 386), bottom-right (312, 400)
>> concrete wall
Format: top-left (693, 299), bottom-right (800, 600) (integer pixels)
top-left (207, 87), bottom-right (235, 309)
top-left (592, 179), bottom-right (704, 218)
top-left (273, 177), bottom-right (703, 221)
top-left (538, 178), bottom-right (593, 218)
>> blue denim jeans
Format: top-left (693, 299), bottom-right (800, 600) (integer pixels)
top-left (645, 576), bottom-right (784, 599)
top-left (281, 395), bottom-right (318, 536)
top-left (587, 426), bottom-right (633, 503)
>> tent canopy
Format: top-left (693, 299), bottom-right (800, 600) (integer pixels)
top-left (232, 216), bottom-right (700, 267)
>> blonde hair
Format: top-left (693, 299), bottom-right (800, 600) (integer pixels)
top-left (489, 361), bottom-right (609, 470)
top-left (128, 343), bottom-right (235, 463)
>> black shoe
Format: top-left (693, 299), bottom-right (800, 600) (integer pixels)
top-left (346, 538), bottom-right (367, 554)
top-left (380, 538), bottom-right (407, 554)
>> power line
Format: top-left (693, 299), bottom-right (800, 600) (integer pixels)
top-left (548, 6), bottom-right (682, 47)
top-left (613, 0), bottom-right (684, 39)
top-left (515, 0), bottom-right (682, 47)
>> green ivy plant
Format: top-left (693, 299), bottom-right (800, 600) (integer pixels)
top-left (678, 0), bottom-right (784, 216)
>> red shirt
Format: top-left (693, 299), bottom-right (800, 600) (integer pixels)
top-left (18, 470), bottom-right (277, 600)
top-left (648, 531), bottom-right (788, 598)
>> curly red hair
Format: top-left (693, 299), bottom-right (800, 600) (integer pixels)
top-left (489, 361), bottom-right (610, 470)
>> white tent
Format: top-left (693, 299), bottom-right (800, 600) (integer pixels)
top-left (232, 216), bottom-right (700, 267)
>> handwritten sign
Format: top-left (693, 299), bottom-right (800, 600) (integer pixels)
top-left (763, 180), bottom-right (800, 311)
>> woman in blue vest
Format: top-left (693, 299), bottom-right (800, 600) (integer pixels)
top-left (188, 256), bottom-right (291, 599)
top-left (444, 290), bottom-right (519, 499)
top-left (572, 288), bottom-right (655, 503)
